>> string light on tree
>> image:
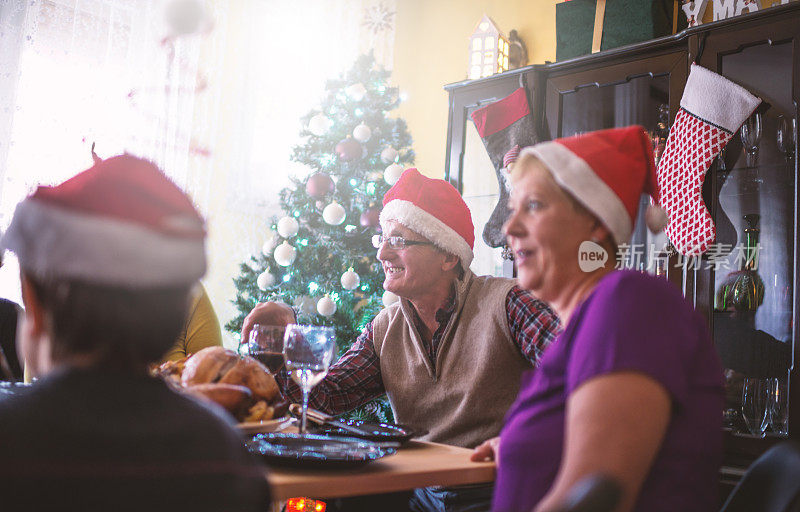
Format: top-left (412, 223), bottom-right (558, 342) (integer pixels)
top-left (341, 268), bottom-right (361, 290)
top-left (273, 241), bottom-right (297, 266)
top-left (353, 123), bottom-right (372, 143)
top-left (256, 270), bottom-right (275, 291)
top-left (384, 163), bottom-right (404, 185)
top-left (380, 147), bottom-right (399, 164)
top-left (322, 201), bottom-right (347, 225)
top-left (317, 295), bottom-right (337, 317)
top-left (277, 216), bottom-right (299, 238)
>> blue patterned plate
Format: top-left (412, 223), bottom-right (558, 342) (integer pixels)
top-left (246, 433), bottom-right (397, 469)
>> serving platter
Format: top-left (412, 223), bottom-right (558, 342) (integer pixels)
top-left (246, 433), bottom-right (397, 469)
top-left (238, 416), bottom-right (295, 435)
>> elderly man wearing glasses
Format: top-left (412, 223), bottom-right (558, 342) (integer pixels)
top-left (241, 168), bottom-right (559, 512)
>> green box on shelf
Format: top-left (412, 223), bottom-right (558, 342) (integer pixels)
top-left (556, 0), bottom-right (688, 61)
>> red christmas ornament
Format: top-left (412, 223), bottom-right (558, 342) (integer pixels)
top-left (335, 137), bottom-right (363, 161)
top-left (359, 206), bottom-right (381, 228)
top-left (305, 172), bottom-right (335, 199)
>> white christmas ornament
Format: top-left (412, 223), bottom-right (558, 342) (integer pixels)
top-left (308, 113), bottom-right (333, 136)
top-left (322, 201), bottom-right (347, 225)
top-left (384, 163), bottom-right (404, 186)
top-left (261, 239), bottom-right (275, 256)
top-left (345, 83), bottom-right (367, 101)
top-left (341, 269), bottom-right (360, 290)
top-left (294, 295), bottom-right (317, 316)
top-left (256, 271), bottom-right (275, 291)
top-left (164, 0), bottom-right (206, 35)
top-left (353, 123), bottom-right (372, 143)
top-left (317, 295), bottom-right (337, 317)
top-left (277, 216), bottom-right (299, 238)
top-left (382, 290), bottom-right (399, 307)
top-left (273, 242), bottom-right (297, 266)
top-left (380, 147), bottom-right (399, 164)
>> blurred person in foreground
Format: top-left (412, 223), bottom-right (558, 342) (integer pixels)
top-left (0, 155), bottom-right (270, 511)
top-left (241, 168), bottom-right (560, 512)
top-left (472, 126), bottom-right (724, 512)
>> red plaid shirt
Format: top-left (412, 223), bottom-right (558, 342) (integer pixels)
top-left (276, 285), bottom-right (559, 415)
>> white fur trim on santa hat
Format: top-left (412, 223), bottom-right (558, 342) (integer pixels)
top-left (521, 142), bottom-right (632, 245)
top-left (380, 199), bottom-right (474, 267)
top-left (2, 199), bottom-right (206, 287)
top-left (680, 63), bottom-right (760, 133)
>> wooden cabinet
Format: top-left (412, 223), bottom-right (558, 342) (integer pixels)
top-left (444, 2), bottom-right (800, 490)
top-left (444, 68), bottom-right (539, 278)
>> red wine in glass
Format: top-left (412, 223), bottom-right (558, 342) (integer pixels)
top-left (252, 351), bottom-right (284, 374)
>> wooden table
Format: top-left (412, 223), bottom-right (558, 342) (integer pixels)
top-left (266, 440), bottom-right (496, 501)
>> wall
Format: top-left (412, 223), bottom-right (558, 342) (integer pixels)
top-left (392, 0), bottom-right (558, 179)
top-left (391, 0), bottom-right (786, 180)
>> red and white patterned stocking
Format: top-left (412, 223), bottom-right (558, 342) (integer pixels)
top-left (658, 64), bottom-right (760, 256)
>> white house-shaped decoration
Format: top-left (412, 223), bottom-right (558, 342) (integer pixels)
top-left (468, 15), bottom-right (509, 80)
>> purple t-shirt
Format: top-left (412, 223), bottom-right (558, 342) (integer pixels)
top-left (493, 270), bottom-right (724, 512)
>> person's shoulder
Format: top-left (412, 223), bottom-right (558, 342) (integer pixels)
top-left (0, 382), bottom-right (56, 440)
top-left (164, 386), bottom-right (241, 432)
top-left (467, 273), bottom-right (517, 298)
top-left (373, 300), bottom-right (403, 323)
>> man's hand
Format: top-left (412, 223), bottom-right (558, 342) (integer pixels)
top-left (240, 302), bottom-right (297, 346)
top-left (470, 436), bottom-right (500, 462)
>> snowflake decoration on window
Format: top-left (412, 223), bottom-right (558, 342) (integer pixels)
top-left (362, 3), bottom-right (395, 34)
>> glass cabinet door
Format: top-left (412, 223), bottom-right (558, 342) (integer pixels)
top-left (462, 120), bottom-right (506, 277)
top-left (553, 73), bottom-right (675, 277)
top-left (710, 40), bottom-right (796, 440)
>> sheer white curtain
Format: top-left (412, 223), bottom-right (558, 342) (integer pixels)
top-left (0, 0), bottom-right (209, 302)
top-left (197, 0), bottom-right (397, 344)
top-left (0, 0), bottom-right (397, 345)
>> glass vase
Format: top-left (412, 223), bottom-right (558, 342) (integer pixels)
top-left (715, 213), bottom-right (765, 312)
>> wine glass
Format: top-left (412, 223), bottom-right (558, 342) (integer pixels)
top-left (776, 114), bottom-right (796, 162)
top-left (244, 324), bottom-right (286, 374)
top-left (768, 376), bottom-right (789, 436)
top-left (741, 377), bottom-right (769, 437)
top-left (283, 324), bottom-right (336, 434)
top-left (740, 112), bottom-right (762, 167)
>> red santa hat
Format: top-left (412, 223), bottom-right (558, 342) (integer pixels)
top-left (519, 126), bottom-right (667, 246)
top-left (1, 154), bottom-right (206, 287)
top-left (380, 168), bottom-right (475, 267)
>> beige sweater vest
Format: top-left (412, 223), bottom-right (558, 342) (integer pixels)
top-left (372, 270), bottom-right (531, 448)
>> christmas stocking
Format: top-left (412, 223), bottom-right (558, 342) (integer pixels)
top-left (470, 87), bottom-right (538, 249)
top-left (658, 63), bottom-right (760, 256)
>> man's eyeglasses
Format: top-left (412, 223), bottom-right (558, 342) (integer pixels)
top-left (371, 234), bottom-right (434, 250)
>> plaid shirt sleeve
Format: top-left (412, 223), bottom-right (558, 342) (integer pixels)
top-left (506, 285), bottom-right (561, 366)
top-left (275, 321), bottom-right (385, 416)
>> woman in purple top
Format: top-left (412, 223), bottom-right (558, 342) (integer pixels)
top-left (472, 126), bottom-right (724, 512)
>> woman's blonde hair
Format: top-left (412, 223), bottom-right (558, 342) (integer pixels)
top-left (510, 152), bottom-right (618, 254)
top-left (511, 153), bottom-right (591, 217)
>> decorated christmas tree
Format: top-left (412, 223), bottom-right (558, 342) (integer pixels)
top-left (225, 53), bottom-right (414, 422)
